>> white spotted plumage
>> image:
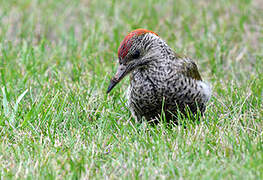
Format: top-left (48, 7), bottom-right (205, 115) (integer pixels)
top-left (107, 29), bottom-right (212, 123)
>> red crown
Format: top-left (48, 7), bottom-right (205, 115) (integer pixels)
top-left (118, 29), bottom-right (158, 60)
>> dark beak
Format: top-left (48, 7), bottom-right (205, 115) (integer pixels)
top-left (106, 64), bottom-right (130, 93)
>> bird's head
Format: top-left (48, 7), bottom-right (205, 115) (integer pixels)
top-left (107, 29), bottom-right (159, 93)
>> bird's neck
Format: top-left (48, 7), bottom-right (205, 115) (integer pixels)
top-left (143, 34), bottom-right (172, 53)
top-left (139, 38), bottom-right (174, 68)
top-left (132, 34), bottom-right (176, 77)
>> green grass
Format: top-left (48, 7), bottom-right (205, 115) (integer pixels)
top-left (0, 0), bottom-right (262, 179)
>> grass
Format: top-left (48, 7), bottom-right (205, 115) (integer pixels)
top-left (0, 0), bottom-right (262, 179)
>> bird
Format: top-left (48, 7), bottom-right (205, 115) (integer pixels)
top-left (107, 29), bottom-right (211, 124)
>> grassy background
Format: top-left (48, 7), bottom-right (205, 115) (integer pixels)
top-left (0, 0), bottom-right (262, 179)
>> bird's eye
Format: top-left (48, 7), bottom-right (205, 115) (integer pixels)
top-left (131, 50), bottom-right (140, 59)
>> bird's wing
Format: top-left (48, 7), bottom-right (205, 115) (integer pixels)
top-left (183, 57), bottom-right (202, 80)
top-left (173, 53), bottom-right (202, 81)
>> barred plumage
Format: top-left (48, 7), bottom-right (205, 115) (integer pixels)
top-left (107, 29), bottom-right (211, 123)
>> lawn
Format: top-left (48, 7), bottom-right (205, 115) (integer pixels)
top-left (0, 0), bottom-right (262, 179)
